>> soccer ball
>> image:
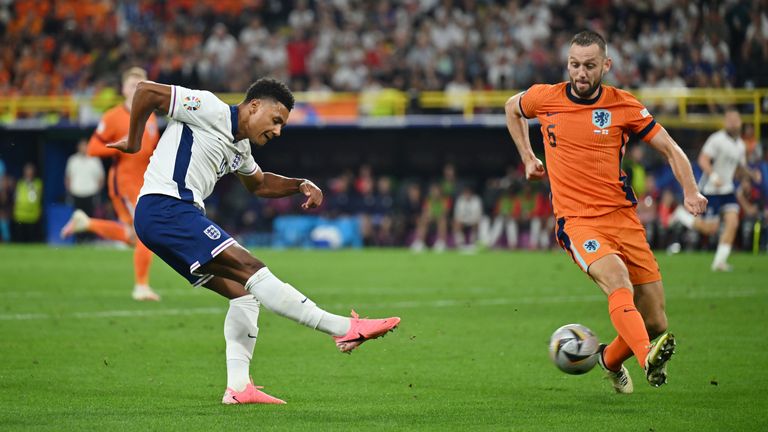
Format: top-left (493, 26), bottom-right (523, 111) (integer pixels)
top-left (548, 324), bottom-right (599, 375)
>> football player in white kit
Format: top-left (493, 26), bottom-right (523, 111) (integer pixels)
top-left (671, 108), bottom-right (761, 271)
top-left (108, 78), bottom-right (400, 404)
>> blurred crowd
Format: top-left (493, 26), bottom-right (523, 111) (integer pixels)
top-left (1, 0), bottom-right (767, 99)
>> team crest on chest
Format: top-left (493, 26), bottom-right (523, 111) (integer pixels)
top-left (183, 96), bottom-right (201, 111)
top-left (204, 225), bottom-right (221, 240)
top-left (592, 109), bottom-right (611, 129)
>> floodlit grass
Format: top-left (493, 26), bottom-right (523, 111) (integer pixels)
top-left (0, 245), bottom-right (766, 431)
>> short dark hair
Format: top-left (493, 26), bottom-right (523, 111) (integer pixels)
top-left (570, 30), bottom-right (608, 56)
top-left (244, 78), bottom-right (295, 111)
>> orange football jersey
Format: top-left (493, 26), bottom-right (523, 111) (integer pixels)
top-left (519, 82), bottom-right (661, 218)
top-left (87, 105), bottom-right (159, 202)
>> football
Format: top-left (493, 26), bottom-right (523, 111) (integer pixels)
top-left (549, 324), bottom-right (600, 375)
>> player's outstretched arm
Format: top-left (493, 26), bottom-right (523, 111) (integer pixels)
top-left (107, 81), bottom-right (171, 154)
top-left (647, 127), bottom-right (708, 216)
top-left (504, 93), bottom-right (545, 180)
top-left (238, 169), bottom-right (323, 209)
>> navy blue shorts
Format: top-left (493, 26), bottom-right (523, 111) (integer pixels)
top-left (134, 194), bottom-right (237, 286)
top-left (704, 193), bottom-right (739, 219)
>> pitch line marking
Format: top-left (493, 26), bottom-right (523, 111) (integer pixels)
top-left (0, 289), bottom-right (763, 321)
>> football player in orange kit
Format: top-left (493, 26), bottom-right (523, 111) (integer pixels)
top-left (505, 31), bottom-right (708, 393)
top-left (61, 67), bottom-right (161, 301)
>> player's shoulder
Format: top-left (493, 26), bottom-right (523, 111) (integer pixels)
top-left (175, 85), bottom-right (224, 104)
top-left (603, 85), bottom-right (642, 104)
top-left (526, 82), bottom-right (567, 96)
top-left (101, 105), bottom-right (129, 122)
top-left (709, 129), bottom-right (728, 140)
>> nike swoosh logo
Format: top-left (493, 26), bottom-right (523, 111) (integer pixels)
top-left (623, 308), bottom-right (636, 313)
top-left (301, 297), bottom-right (308, 303)
top-left (247, 333), bottom-right (257, 338)
top-left (545, 112), bottom-right (559, 116)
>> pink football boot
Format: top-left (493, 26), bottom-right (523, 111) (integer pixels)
top-left (222, 380), bottom-right (286, 405)
top-left (333, 310), bottom-right (401, 353)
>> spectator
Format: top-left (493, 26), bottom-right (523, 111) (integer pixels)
top-left (452, 185), bottom-right (483, 251)
top-left (64, 139), bottom-right (104, 226)
top-left (12, 163), bottom-right (43, 243)
top-left (411, 183), bottom-right (450, 253)
top-left (480, 185), bottom-right (518, 249)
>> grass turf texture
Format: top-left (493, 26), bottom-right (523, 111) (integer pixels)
top-left (0, 246), bottom-right (766, 431)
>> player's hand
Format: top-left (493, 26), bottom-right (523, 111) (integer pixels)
top-left (299, 180), bottom-right (323, 209)
top-left (106, 139), bottom-right (136, 153)
top-left (683, 191), bottom-right (708, 217)
top-left (525, 157), bottom-right (546, 180)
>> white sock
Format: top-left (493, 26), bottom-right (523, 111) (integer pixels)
top-left (245, 267), bottom-right (350, 336)
top-left (224, 294), bottom-right (260, 392)
top-left (674, 206), bottom-right (695, 229)
top-left (712, 243), bottom-right (732, 267)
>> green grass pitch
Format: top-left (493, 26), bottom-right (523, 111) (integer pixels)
top-left (1, 245), bottom-right (766, 431)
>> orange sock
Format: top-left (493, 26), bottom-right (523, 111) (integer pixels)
top-left (88, 219), bottom-right (130, 244)
top-left (603, 336), bottom-right (633, 372)
top-left (608, 288), bottom-right (651, 368)
top-left (134, 240), bottom-right (153, 286)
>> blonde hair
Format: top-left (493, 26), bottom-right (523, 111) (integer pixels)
top-left (122, 67), bottom-right (147, 84)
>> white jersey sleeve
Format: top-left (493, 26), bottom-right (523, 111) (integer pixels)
top-left (168, 86), bottom-right (230, 132)
top-left (237, 155), bottom-right (259, 176)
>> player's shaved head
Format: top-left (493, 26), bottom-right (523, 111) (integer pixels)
top-left (245, 78), bottom-right (295, 111)
top-left (570, 30), bottom-right (608, 58)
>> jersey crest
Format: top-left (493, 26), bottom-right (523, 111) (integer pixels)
top-left (183, 96), bottom-right (202, 111)
top-left (592, 110), bottom-right (611, 129)
top-left (583, 239), bottom-right (600, 253)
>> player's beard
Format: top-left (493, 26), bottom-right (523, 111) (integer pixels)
top-left (571, 72), bottom-right (603, 99)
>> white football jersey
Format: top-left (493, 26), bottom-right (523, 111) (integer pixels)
top-left (140, 85), bottom-right (259, 210)
top-left (698, 129), bottom-right (746, 195)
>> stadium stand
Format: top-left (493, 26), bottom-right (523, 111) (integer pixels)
top-left (0, 0), bottom-right (766, 251)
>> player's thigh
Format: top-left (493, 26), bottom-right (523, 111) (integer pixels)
top-left (203, 276), bottom-right (250, 300)
top-left (587, 254), bottom-right (633, 295)
top-left (199, 243), bottom-right (266, 285)
top-left (555, 216), bottom-right (625, 285)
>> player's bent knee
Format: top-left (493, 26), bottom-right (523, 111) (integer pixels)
top-left (645, 316), bottom-right (668, 339)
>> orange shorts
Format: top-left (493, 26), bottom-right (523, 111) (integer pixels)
top-left (555, 206), bottom-right (661, 285)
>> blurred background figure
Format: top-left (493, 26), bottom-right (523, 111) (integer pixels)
top-left (452, 185), bottom-right (483, 252)
top-left (670, 109), bottom-right (760, 271)
top-left (64, 139), bottom-right (104, 242)
top-left (12, 163), bottom-right (43, 243)
top-left (411, 183), bottom-right (451, 253)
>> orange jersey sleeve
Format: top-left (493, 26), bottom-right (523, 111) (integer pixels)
top-left (87, 106), bottom-right (127, 158)
top-left (87, 105), bottom-right (160, 202)
top-left (522, 83), bottom-right (662, 218)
